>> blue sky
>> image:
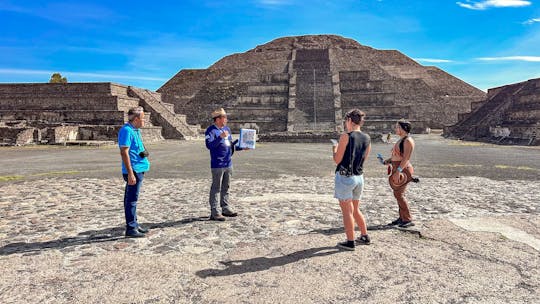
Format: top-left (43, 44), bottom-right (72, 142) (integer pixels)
top-left (0, 0), bottom-right (539, 91)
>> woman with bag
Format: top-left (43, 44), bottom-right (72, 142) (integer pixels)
top-left (383, 119), bottom-right (416, 228)
top-left (332, 109), bottom-right (372, 251)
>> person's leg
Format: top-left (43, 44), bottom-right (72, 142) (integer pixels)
top-left (352, 200), bottom-right (368, 236)
top-left (123, 172), bottom-right (144, 232)
top-left (220, 167), bottom-right (232, 212)
top-left (209, 168), bottom-right (224, 216)
top-left (393, 185), bottom-right (412, 222)
top-left (339, 200), bottom-right (355, 241)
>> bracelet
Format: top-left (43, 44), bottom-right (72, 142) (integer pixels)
top-left (397, 166), bottom-right (403, 173)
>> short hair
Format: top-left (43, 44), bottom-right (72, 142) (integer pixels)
top-left (397, 119), bottom-right (412, 133)
top-left (127, 106), bottom-right (144, 122)
top-left (344, 109), bottom-right (366, 125)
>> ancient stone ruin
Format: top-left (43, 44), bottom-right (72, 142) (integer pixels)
top-left (158, 35), bottom-right (486, 140)
top-left (445, 78), bottom-right (540, 145)
top-left (0, 83), bottom-right (199, 145)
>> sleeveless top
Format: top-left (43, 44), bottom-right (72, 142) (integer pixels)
top-left (336, 131), bottom-right (371, 176)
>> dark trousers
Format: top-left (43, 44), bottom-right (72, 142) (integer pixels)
top-left (122, 172), bottom-right (144, 231)
top-left (209, 167), bottom-right (232, 215)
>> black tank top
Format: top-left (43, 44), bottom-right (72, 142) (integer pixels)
top-left (336, 131), bottom-right (371, 176)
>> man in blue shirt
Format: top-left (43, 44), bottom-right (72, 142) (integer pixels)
top-left (205, 108), bottom-right (245, 221)
top-left (118, 106), bottom-right (150, 237)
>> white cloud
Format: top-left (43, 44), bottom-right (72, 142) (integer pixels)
top-left (0, 68), bottom-right (167, 81)
top-left (476, 56), bottom-right (540, 62)
top-left (457, 0), bottom-right (531, 10)
top-left (523, 18), bottom-right (540, 25)
top-left (414, 58), bottom-right (453, 63)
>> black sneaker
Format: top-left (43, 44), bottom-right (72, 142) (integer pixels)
top-left (337, 241), bottom-right (355, 251)
top-left (388, 218), bottom-right (402, 226)
top-left (125, 230), bottom-right (145, 238)
top-left (398, 221), bottom-right (415, 228)
top-left (222, 210), bottom-right (238, 217)
top-left (356, 235), bottom-right (371, 245)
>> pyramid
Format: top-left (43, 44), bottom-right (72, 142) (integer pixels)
top-left (446, 78), bottom-right (540, 145)
top-left (158, 35), bottom-right (486, 139)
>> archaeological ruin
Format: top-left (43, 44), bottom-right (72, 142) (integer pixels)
top-left (445, 78), bottom-right (540, 146)
top-left (0, 83), bottom-right (199, 145)
top-left (158, 35), bottom-right (486, 140)
top-left (5, 34), bottom-right (538, 145)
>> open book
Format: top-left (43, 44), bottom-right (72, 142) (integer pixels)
top-left (238, 128), bottom-right (257, 149)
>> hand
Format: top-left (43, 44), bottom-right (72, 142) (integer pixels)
top-left (220, 130), bottom-right (229, 138)
top-left (127, 172), bottom-right (136, 185)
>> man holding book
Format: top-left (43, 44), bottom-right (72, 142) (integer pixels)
top-left (204, 108), bottom-right (247, 221)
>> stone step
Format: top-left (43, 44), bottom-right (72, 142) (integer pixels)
top-left (260, 73), bottom-right (289, 84)
top-left (514, 94), bottom-right (540, 107)
top-left (339, 80), bottom-right (384, 92)
top-left (341, 106), bottom-right (409, 120)
top-left (505, 108), bottom-right (540, 121)
top-left (0, 83), bottom-right (131, 98)
top-left (339, 71), bottom-right (370, 81)
top-left (247, 85), bottom-right (289, 95)
top-left (226, 121), bottom-right (287, 133)
top-left (0, 96), bottom-right (140, 111)
top-left (0, 110), bottom-right (127, 125)
top-left (162, 102), bottom-right (175, 113)
top-left (236, 95), bottom-right (288, 106)
top-left (341, 92), bottom-right (396, 106)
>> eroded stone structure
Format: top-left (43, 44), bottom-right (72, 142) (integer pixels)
top-left (0, 83), bottom-right (199, 145)
top-left (158, 35), bottom-right (486, 139)
top-left (445, 78), bottom-right (540, 145)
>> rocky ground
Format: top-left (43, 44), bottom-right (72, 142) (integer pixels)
top-left (0, 135), bottom-right (539, 303)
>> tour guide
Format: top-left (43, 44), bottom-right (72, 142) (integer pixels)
top-left (118, 106), bottom-right (150, 237)
top-left (205, 108), bottom-right (247, 221)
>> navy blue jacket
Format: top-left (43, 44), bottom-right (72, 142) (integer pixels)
top-left (205, 125), bottom-right (243, 168)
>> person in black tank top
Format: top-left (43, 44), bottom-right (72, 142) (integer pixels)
top-left (332, 109), bottom-right (372, 250)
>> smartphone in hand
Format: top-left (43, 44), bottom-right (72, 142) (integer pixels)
top-left (376, 153), bottom-right (385, 164)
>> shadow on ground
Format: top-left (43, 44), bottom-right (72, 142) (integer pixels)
top-left (0, 216), bottom-right (208, 256)
top-left (196, 246), bottom-right (341, 277)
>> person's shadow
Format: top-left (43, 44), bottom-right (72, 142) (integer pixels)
top-left (196, 246), bottom-right (341, 278)
top-left (0, 216), bottom-right (208, 256)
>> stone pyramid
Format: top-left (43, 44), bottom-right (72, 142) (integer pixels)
top-left (158, 35), bottom-right (486, 139)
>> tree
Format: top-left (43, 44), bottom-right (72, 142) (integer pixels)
top-left (49, 73), bottom-right (67, 83)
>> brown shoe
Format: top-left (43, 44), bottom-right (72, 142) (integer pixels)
top-left (222, 210), bottom-right (238, 217)
top-left (210, 214), bottom-right (226, 221)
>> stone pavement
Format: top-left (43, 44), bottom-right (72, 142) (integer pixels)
top-left (1, 174), bottom-right (539, 303)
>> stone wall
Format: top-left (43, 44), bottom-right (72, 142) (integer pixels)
top-left (445, 78), bottom-right (540, 145)
top-left (0, 82), bottom-right (199, 145)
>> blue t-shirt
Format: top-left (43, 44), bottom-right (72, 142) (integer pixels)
top-left (118, 123), bottom-right (150, 174)
top-left (205, 125), bottom-right (236, 168)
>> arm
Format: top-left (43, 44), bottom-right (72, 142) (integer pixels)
top-left (120, 147), bottom-right (136, 185)
top-left (205, 129), bottom-right (222, 150)
top-left (333, 133), bottom-right (349, 164)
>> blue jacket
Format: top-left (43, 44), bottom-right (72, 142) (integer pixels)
top-left (205, 125), bottom-right (242, 168)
